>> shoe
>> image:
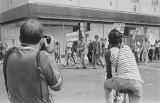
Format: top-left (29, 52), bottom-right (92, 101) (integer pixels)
top-left (83, 67), bottom-right (86, 69)
top-left (76, 67), bottom-right (80, 70)
top-left (93, 67), bottom-right (98, 69)
top-left (102, 65), bottom-right (104, 68)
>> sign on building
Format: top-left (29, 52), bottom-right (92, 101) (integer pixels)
top-left (66, 31), bottom-right (79, 47)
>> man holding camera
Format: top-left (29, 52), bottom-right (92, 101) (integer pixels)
top-left (3, 19), bottom-right (62, 103)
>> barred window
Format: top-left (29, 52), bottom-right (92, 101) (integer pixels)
top-left (131, 0), bottom-right (139, 3)
top-left (152, 0), bottom-right (158, 6)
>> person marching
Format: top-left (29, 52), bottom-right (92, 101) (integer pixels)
top-left (154, 40), bottom-right (160, 60)
top-left (93, 35), bottom-right (104, 69)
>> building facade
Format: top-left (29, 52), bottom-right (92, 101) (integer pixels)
top-left (0, 0), bottom-right (160, 55)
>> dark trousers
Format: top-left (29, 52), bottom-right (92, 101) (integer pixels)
top-left (148, 49), bottom-right (153, 62)
top-left (87, 52), bottom-right (92, 63)
top-left (71, 52), bottom-right (76, 63)
top-left (134, 51), bottom-right (139, 63)
top-left (140, 50), bottom-right (143, 62)
top-left (155, 47), bottom-right (159, 60)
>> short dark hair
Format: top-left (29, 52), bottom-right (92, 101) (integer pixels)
top-left (56, 42), bottom-right (59, 45)
top-left (95, 35), bottom-right (99, 39)
top-left (108, 29), bottom-right (122, 46)
top-left (20, 19), bottom-right (44, 44)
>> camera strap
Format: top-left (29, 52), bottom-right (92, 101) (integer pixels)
top-left (115, 47), bottom-right (121, 73)
top-left (36, 51), bottom-right (52, 103)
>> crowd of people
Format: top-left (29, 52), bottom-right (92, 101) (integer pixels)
top-left (64, 35), bottom-right (108, 69)
top-left (0, 42), bottom-right (8, 63)
top-left (62, 33), bottom-right (160, 68)
top-left (2, 19), bottom-right (160, 103)
top-left (132, 38), bottom-right (160, 64)
top-left (63, 35), bottom-right (160, 69)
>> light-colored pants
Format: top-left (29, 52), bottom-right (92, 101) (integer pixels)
top-left (104, 77), bottom-right (143, 103)
top-left (77, 53), bottom-right (86, 68)
top-left (143, 52), bottom-right (148, 64)
top-left (94, 54), bottom-right (104, 68)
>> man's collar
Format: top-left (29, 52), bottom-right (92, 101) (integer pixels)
top-left (19, 46), bottom-right (39, 51)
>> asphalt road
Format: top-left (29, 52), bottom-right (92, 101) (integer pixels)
top-left (0, 61), bottom-right (160, 103)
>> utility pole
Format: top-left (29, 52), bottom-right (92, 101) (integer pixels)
top-left (0, 24), bottom-right (1, 41)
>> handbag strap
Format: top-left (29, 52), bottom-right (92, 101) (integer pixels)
top-left (115, 47), bottom-right (121, 73)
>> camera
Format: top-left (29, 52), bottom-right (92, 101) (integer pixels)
top-left (44, 35), bottom-right (51, 44)
top-left (40, 35), bottom-right (55, 53)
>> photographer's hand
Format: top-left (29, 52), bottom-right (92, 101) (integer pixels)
top-left (45, 35), bottom-right (55, 53)
top-left (43, 38), bottom-right (49, 48)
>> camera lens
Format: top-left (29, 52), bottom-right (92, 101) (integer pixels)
top-left (44, 36), bottom-right (51, 44)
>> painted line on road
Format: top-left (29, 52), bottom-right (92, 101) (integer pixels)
top-left (139, 66), bottom-right (160, 71)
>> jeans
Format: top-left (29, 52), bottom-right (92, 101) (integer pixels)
top-left (104, 77), bottom-right (143, 103)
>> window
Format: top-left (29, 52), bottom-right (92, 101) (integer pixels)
top-left (110, 1), bottom-right (112, 6)
top-left (134, 5), bottom-right (137, 12)
top-left (152, 0), bottom-right (158, 6)
top-left (154, 7), bottom-right (156, 12)
top-left (131, 0), bottom-right (139, 3)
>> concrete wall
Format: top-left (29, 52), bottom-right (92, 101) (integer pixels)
top-left (30, 0), bottom-right (80, 6)
top-left (30, 0), bottom-right (160, 16)
top-left (1, 0), bottom-right (160, 16)
top-left (0, 0), bottom-right (29, 13)
top-left (141, 0), bottom-right (160, 16)
top-left (0, 22), bottom-right (21, 47)
top-left (117, 0), bottom-right (140, 13)
top-left (0, 0), bottom-right (1, 13)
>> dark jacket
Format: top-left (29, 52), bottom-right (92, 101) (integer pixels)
top-left (88, 42), bottom-right (93, 53)
top-left (93, 41), bottom-right (103, 55)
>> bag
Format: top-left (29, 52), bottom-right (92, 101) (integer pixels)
top-left (3, 47), bottom-right (18, 98)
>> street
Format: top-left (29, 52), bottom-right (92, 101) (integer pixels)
top-left (0, 61), bottom-right (160, 103)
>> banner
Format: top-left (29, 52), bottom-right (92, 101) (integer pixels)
top-left (66, 31), bottom-right (79, 47)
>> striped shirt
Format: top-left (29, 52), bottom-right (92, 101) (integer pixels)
top-left (110, 45), bottom-right (143, 83)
